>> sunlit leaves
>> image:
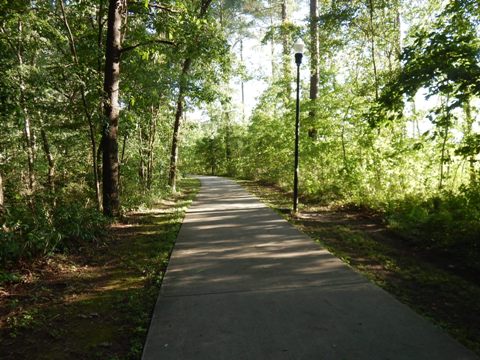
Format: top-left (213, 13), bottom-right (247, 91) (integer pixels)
top-left (378, 0), bottom-right (480, 120)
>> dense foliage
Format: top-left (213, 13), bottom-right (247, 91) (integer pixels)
top-left (0, 0), bottom-right (479, 269)
top-left (182, 0), bottom-right (480, 269)
top-left (0, 0), bottom-right (230, 265)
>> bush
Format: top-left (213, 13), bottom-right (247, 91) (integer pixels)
top-left (387, 185), bottom-right (480, 268)
top-left (0, 195), bottom-right (108, 267)
top-left (52, 200), bottom-right (108, 247)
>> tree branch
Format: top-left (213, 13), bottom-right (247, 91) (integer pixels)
top-left (121, 38), bottom-right (175, 53)
top-left (147, 3), bottom-right (180, 13)
top-left (200, 0), bottom-right (213, 16)
top-left (130, 1), bottom-right (181, 14)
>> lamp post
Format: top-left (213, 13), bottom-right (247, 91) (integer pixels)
top-left (293, 39), bottom-right (304, 214)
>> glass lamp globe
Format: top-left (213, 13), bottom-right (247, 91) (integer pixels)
top-left (293, 39), bottom-right (305, 54)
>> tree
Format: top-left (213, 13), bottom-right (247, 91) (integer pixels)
top-left (376, 0), bottom-right (480, 186)
top-left (168, 0), bottom-right (230, 192)
top-left (0, 171), bottom-right (4, 209)
top-left (309, 0), bottom-right (319, 104)
top-left (101, 0), bottom-right (124, 217)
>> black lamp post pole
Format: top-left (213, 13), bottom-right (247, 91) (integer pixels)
top-left (293, 52), bottom-right (302, 214)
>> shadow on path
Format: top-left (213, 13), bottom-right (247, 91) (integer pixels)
top-left (142, 176), bottom-right (478, 360)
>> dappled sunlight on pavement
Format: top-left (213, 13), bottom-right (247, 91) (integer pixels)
top-left (142, 176), bottom-right (479, 360)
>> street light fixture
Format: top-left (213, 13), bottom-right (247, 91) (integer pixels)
top-left (293, 39), bottom-right (304, 214)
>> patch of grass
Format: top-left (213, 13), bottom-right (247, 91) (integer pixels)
top-left (0, 178), bottom-right (200, 360)
top-left (236, 179), bottom-right (291, 214)
top-left (238, 179), bottom-right (480, 356)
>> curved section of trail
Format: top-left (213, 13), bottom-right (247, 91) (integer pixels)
top-left (142, 176), bottom-right (478, 360)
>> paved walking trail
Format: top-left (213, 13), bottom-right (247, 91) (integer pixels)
top-left (142, 176), bottom-right (478, 360)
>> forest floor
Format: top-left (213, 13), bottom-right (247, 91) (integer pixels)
top-left (238, 179), bottom-right (480, 357)
top-left (0, 178), bottom-right (200, 360)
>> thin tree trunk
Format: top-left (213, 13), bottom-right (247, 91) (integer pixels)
top-left (269, 0), bottom-right (276, 78)
top-left (439, 106), bottom-right (450, 191)
top-left (98, 0), bottom-right (105, 72)
top-left (368, 0), bottom-right (379, 101)
top-left (17, 20), bottom-right (36, 194)
top-left (340, 105), bottom-right (353, 174)
top-left (308, 0), bottom-right (319, 137)
top-left (39, 119), bottom-right (55, 194)
top-left (225, 112), bottom-right (232, 175)
top-left (60, 0), bottom-right (102, 210)
top-left (281, 0), bottom-right (291, 94)
top-left (138, 122), bottom-right (146, 189)
top-left (102, 0), bottom-right (123, 217)
top-left (89, 0), bottom-right (106, 211)
top-left (309, 0), bottom-right (319, 102)
top-left (89, 120), bottom-right (102, 211)
top-left (147, 108), bottom-right (157, 190)
top-left (341, 123), bottom-right (348, 173)
top-left (119, 132), bottom-right (127, 194)
top-left (168, 0), bottom-right (212, 192)
top-left (395, 1), bottom-right (402, 59)
top-left (169, 58), bottom-right (192, 192)
top-left (0, 171), bottom-right (4, 208)
top-left (464, 100), bottom-right (476, 183)
top-left (97, 137), bottom-right (104, 193)
top-left (240, 39), bottom-right (245, 122)
top-left (22, 99), bottom-right (35, 194)
top-left (387, 1), bottom-right (402, 72)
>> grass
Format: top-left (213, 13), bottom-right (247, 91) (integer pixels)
top-left (237, 179), bottom-right (480, 356)
top-left (0, 178), bottom-right (200, 360)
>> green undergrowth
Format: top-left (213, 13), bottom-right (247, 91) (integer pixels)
top-left (238, 179), bottom-right (480, 356)
top-left (0, 192), bottom-right (109, 268)
top-left (386, 186), bottom-right (480, 272)
top-left (0, 178), bottom-right (200, 360)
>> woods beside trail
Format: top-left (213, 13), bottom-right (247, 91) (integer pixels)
top-left (0, 0), bottom-right (480, 358)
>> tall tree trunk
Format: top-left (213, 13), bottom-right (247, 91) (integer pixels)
top-left (138, 122), bottom-right (146, 189)
top-left (225, 112), bottom-right (232, 175)
top-left (89, 120), bottom-right (102, 211)
top-left (147, 108), bottom-right (157, 190)
top-left (439, 123), bottom-right (449, 190)
top-left (21, 98), bottom-right (35, 194)
top-left (394, 1), bottom-right (402, 59)
top-left (98, 0), bottom-right (105, 72)
top-left (60, 0), bottom-right (102, 210)
top-left (0, 171), bottom-right (4, 208)
top-left (439, 96), bottom-right (451, 190)
top-left (269, 0), bottom-right (276, 78)
top-left (97, 137), bottom-right (104, 195)
top-left (169, 58), bottom-right (192, 192)
top-left (168, 0), bottom-right (212, 192)
top-left (17, 20), bottom-right (36, 194)
top-left (308, 0), bottom-right (319, 138)
top-left (309, 0), bottom-right (319, 102)
top-left (240, 39), bottom-right (245, 122)
top-left (464, 100), bottom-right (476, 183)
top-left (387, 0), bottom-right (402, 72)
top-left (368, 0), bottom-right (379, 101)
top-left (281, 0), bottom-right (291, 94)
top-left (39, 119), bottom-right (55, 194)
top-left (96, 0), bottom-right (105, 208)
top-left (340, 104), bottom-right (353, 174)
top-left (102, 0), bottom-right (123, 217)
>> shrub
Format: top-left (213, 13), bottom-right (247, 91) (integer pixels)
top-left (0, 195), bottom-right (108, 267)
top-left (387, 185), bottom-right (480, 269)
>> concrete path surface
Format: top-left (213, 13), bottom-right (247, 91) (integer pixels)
top-left (142, 176), bottom-right (478, 360)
